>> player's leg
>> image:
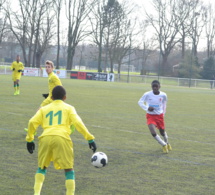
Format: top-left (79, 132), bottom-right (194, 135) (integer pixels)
top-left (159, 129), bottom-right (168, 143)
top-left (148, 124), bottom-right (167, 147)
top-left (159, 129), bottom-right (172, 151)
top-left (13, 80), bottom-right (17, 95)
top-left (52, 136), bottom-right (75, 194)
top-left (65, 169), bottom-right (75, 195)
top-left (34, 136), bottom-right (52, 195)
top-left (16, 79), bottom-right (20, 95)
top-left (146, 113), bottom-right (167, 152)
top-left (34, 167), bottom-right (47, 195)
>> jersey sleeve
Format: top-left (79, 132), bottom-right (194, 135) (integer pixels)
top-left (70, 107), bottom-right (95, 141)
top-left (10, 62), bottom-right (14, 70)
top-left (26, 109), bottom-right (43, 142)
top-left (163, 94), bottom-right (167, 114)
top-left (138, 93), bottom-right (148, 111)
top-left (21, 62), bottom-right (24, 70)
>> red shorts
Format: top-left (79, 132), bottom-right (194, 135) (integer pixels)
top-left (146, 113), bottom-right (165, 129)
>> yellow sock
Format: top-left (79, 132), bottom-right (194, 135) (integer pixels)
top-left (65, 179), bottom-right (75, 195)
top-left (34, 173), bottom-right (45, 195)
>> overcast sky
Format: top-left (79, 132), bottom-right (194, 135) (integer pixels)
top-left (8, 0), bottom-right (215, 50)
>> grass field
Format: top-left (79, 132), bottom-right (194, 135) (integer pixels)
top-left (0, 74), bottom-right (215, 195)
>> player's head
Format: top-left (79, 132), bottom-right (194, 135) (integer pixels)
top-left (52, 86), bottom-right (66, 100)
top-left (16, 55), bottom-right (20, 62)
top-left (151, 80), bottom-right (160, 93)
top-left (45, 60), bottom-right (54, 74)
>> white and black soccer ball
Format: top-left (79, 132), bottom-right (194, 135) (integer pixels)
top-left (91, 152), bottom-right (108, 168)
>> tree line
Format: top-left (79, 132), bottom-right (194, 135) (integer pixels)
top-left (0, 0), bottom-right (215, 79)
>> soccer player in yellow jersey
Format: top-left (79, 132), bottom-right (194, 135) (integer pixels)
top-left (26, 85), bottom-right (97, 195)
top-left (40, 60), bottom-right (62, 107)
top-left (11, 55), bottom-right (24, 95)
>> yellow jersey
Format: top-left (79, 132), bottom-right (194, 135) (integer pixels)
top-left (26, 100), bottom-right (95, 142)
top-left (48, 72), bottom-right (62, 96)
top-left (11, 61), bottom-right (24, 74)
top-left (40, 72), bottom-right (62, 107)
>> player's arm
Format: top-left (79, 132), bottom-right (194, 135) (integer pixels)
top-left (72, 114), bottom-right (95, 141)
top-left (163, 95), bottom-right (167, 115)
top-left (70, 107), bottom-right (96, 152)
top-left (26, 109), bottom-right (43, 143)
top-left (18, 63), bottom-right (24, 72)
top-left (10, 62), bottom-right (15, 71)
top-left (138, 93), bottom-right (148, 111)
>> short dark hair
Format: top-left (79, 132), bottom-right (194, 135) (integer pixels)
top-left (151, 80), bottom-right (160, 85)
top-left (52, 86), bottom-right (66, 100)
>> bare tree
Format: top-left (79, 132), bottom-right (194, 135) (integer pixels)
top-left (137, 21), bottom-right (157, 75)
top-left (176, 0), bottom-right (199, 59)
top-left (89, 0), bottom-right (106, 72)
top-left (7, 0), bottom-right (55, 67)
top-left (0, 0), bottom-right (7, 45)
top-left (35, 15), bottom-right (56, 67)
top-left (188, 2), bottom-right (205, 59)
top-left (103, 0), bottom-right (124, 73)
top-left (106, 1), bottom-right (138, 73)
top-left (203, 4), bottom-right (215, 58)
top-left (145, 0), bottom-right (183, 75)
top-left (7, 0), bottom-right (30, 65)
top-left (65, 0), bottom-right (95, 70)
top-left (32, 0), bottom-right (54, 67)
top-left (53, 0), bottom-right (63, 68)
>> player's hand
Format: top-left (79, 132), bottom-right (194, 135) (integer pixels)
top-left (12, 68), bottom-right (15, 71)
top-left (148, 107), bottom-right (154, 111)
top-left (18, 69), bottom-right (23, 72)
top-left (42, 93), bottom-right (49, 99)
top-left (88, 140), bottom-right (97, 153)
top-left (27, 142), bottom-right (35, 154)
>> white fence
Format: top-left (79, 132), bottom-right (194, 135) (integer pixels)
top-left (115, 74), bottom-right (214, 89)
top-left (1, 65), bottom-right (214, 89)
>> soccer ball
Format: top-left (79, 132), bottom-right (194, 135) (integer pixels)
top-left (91, 152), bottom-right (108, 168)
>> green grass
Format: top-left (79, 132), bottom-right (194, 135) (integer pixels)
top-left (0, 75), bottom-right (215, 195)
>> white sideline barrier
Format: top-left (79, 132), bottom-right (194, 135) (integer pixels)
top-left (0, 65), bottom-right (214, 89)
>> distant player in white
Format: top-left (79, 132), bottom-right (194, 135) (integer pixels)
top-left (138, 80), bottom-right (172, 153)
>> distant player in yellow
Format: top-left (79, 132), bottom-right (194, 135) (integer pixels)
top-left (11, 55), bottom-right (24, 95)
top-left (40, 60), bottom-right (62, 107)
top-left (26, 85), bottom-right (97, 195)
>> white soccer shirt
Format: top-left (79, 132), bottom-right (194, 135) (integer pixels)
top-left (138, 90), bottom-right (167, 115)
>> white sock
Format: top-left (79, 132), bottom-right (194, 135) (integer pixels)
top-left (154, 135), bottom-right (166, 146)
top-left (163, 132), bottom-right (168, 143)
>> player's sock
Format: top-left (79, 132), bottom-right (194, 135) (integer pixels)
top-left (65, 180), bottom-right (75, 195)
top-left (34, 168), bottom-right (47, 195)
top-left (163, 132), bottom-right (168, 143)
top-left (65, 170), bottom-right (75, 195)
top-left (34, 173), bottom-right (45, 195)
top-left (14, 84), bottom-right (17, 93)
top-left (154, 134), bottom-right (166, 146)
top-left (17, 84), bottom-right (20, 94)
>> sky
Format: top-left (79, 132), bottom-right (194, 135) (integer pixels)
top-left (7, 0), bottom-right (215, 50)
top-left (129, 0), bottom-right (215, 50)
